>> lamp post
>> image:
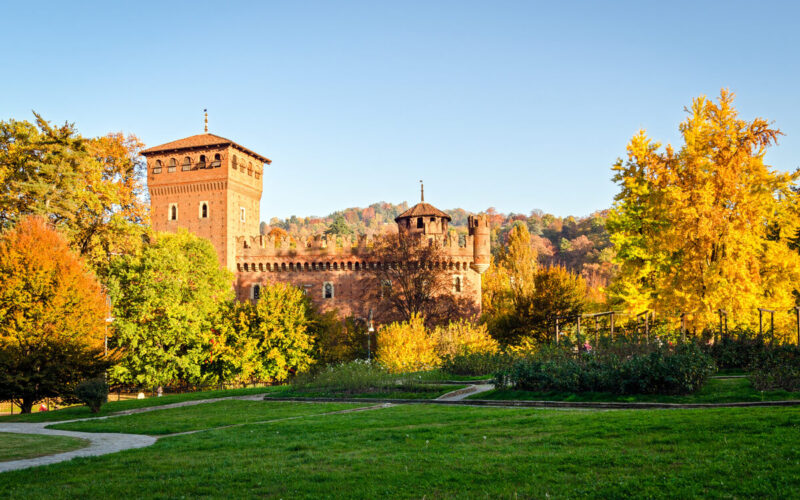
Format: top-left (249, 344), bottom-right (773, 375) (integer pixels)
top-left (367, 308), bottom-right (374, 362)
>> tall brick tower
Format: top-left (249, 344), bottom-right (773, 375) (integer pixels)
top-left (141, 129), bottom-right (270, 271)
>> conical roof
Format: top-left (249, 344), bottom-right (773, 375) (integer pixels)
top-left (395, 202), bottom-right (451, 222)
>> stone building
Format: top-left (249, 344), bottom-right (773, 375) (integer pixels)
top-left (142, 131), bottom-right (490, 320)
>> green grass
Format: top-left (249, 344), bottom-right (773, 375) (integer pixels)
top-left (2, 403), bottom-right (800, 497)
top-left (0, 432), bottom-right (88, 462)
top-left (49, 400), bottom-right (367, 435)
top-left (474, 377), bottom-right (800, 403)
top-left (265, 384), bottom-right (466, 400)
top-left (0, 386), bottom-right (282, 423)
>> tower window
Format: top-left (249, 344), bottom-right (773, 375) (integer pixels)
top-left (168, 158), bottom-right (177, 173)
top-left (417, 217), bottom-right (424, 228)
top-left (252, 284), bottom-right (260, 301)
top-left (198, 155), bottom-right (207, 168)
top-left (453, 276), bottom-right (462, 293)
top-left (200, 202), bottom-right (209, 219)
top-left (153, 160), bottom-right (162, 174)
top-left (240, 207), bottom-right (246, 222)
top-left (169, 203), bottom-right (178, 221)
top-left (248, 163), bottom-right (253, 176)
top-left (181, 156), bottom-right (191, 171)
top-left (323, 282), bottom-right (334, 299)
top-left (430, 217), bottom-right (435, 222)
top-left (232, 155), bottom-right (238, 171)
top-left (211, 153), bottom-right (221, 168)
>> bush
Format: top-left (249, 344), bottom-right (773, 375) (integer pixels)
top-left (440, 351), bottom-right (513, 376)
top-left (703, 331), bottom-right (769, 370)
top-left (433, 320), bottom-right (499, 358)
top-left (74, 378), bottom-right (109, 413)
top-left (749, 345), bottom-right (800, 391)
top-left (375, 314), bottom-right (440, 373)
top-left (496, 343), bottom-right (715, 395)
top-left (291, 360), bottom-right (439, 394)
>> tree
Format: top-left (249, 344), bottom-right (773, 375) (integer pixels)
top-left (211, 283), bottom-right (316, 382)
top-left (325, 215), bottom-right (354, 236)
top-left (0, 217), bottom-right (110, 413)
top-left (107, 230), bottom-right (233, 390)
top-left (368, 233), bottom-right (474, 324)
top-left (607, 90), bottom-right (800, 335)
top-left (0, 114), bottom-right (148, 276)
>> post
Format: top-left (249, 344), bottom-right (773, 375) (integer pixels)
top-left (594, 316), bottom-right (599, 347)
top-left (367, 308), bottom-right (374, 362)
top-left (610, 312), bottom-right (615, 341)
top-left (759, 309), bottom-right (763, 340)
top-left (645, 312), bottom-right (650, 344)
top-left (770, 311), bottom-right (775, 343)
top-left (795, 306), bottom-right (800, 346)
top-left (576, 316), bottom-right (582, 348)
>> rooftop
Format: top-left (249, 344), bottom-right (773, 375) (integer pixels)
top-left (141, 133), bottom-right (271, 164)
top-left (395, 202), bottom-right (452, 222)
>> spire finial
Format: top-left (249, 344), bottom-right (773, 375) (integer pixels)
top-left (420, 179), bottom-right (424, 202)
top-left (204, 109), bottom-right (208, 133)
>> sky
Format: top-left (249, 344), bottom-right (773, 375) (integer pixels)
top-left (2, 1), bottom-right (800, 220)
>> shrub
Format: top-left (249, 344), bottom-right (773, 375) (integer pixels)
top-left (375, 314), bottom-right (440, 373)
top-left (440, 351), bottom-right (513, 376)
top-left (291, 360), bottom-right (439, 394)
top-left (433, 320), bottom-right (498, 358)
top-left (703, 331), bottom-right (768, 370)
top-left (74, 378), bottom-right (109, 413)
top-left (749, 345), bottom-right (800, 391)
top-left (496, 343), bottom-right (715, 395)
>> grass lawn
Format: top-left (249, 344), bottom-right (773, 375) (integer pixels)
top-left (1, 402), bottom-right (800, 497)
top-left (0, 386), bottom-right (283, 423)
top-left (265, 384), bottom-right (466, 400)
top-left (0, 432), bottom-right (89, 462)
top-left (474, 377), bottom-right (800, 404)
top-left (49, 400), bottom-right (367, 435)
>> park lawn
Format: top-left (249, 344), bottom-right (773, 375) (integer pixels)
top-left (473, 377), bottom-right (800, 403)
top-left (0, 432), bottom-right (89, 462)
top-left (49, 400), bottom-right (368, 435)
top-left (0, 386), bottom-right (284, 423)
top-left (2, 404), bottom-right (800, 498)
top-left (264, 384), bottom-right (466, 400)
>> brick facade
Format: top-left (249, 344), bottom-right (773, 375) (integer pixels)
top-left (143, 133), bottom-right (491, 320)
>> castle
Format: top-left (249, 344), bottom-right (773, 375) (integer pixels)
top-left (142, 130), bottom-right (490, 320)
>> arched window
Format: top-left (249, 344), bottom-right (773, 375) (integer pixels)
top-left (169, 204), bottom-right (178, 221)
top-left (198, 155), bottom-right (207, 168)
top-left (454, 276), bottom-right (462, 293)
top-left (168, 158), bottom-right (177, 173)
top-left (252, 284), bottom-right (260, 301)
top-left (417, 217), bottom-right (424, 228)
top-left (323, 282), bottom-right (334, 299)
top-left (181, 156), bottom-right (192, 171)
top-left (232, 155), bottom-right (238, 171)
top-left (248, 163), bottom-right (253, 176)
top-left (153, 160), bottom-right (162, 174)
top-left (200, 202), bottom-right (208, 219)
top-left (211, 153), bottom-right (221, 168)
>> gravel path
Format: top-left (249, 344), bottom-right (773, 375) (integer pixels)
top-left (0, 422), bottom-right (155, 473)
top-left (436, 384), bottom-right (495, 401)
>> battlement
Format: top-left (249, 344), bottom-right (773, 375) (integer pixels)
top-left (236, 232), bottom-right (475, 259)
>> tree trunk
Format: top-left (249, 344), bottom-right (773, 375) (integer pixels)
top-left (20, 399), bottom-right (34, 414)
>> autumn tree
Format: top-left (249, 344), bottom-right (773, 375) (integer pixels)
top-left (0, 113), bottom-right (148, 275)
top-left (210, 283), bottom-right (316, 383)
top-left (0, 217), bottom-right (110, 413)
top-left (607, 90), bottom-right (800, 336)
top-left (107, 230), bottom-right (233, 390)
top-left (368, 233), bottom-right (475, 324)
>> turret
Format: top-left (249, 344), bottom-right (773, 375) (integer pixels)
top-left (468, 214), bottom-right (490, 274)
top-left (394, 182), bottom-right (452, 238)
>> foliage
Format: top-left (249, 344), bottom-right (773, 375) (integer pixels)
top-left (0, 217), bottom-right (111, 413)
top-left (74, 378), bottom-right (109, 413)
top-left (107, 230), bottom-right (234, 389)
top-left (496, 343), bottom-right (715, 395)
top-left (703, 330), bottom-right (769, 370)
top-left (311, 312), bottom-right (369, 366)
top-left (211, 283), bottom-right (316, 384)
top-left (607, 90), bottom-right (800, 334)
top-left (292, 360), bottom-right (395, 393)
top-left (749, 345), bottom-right (800, 391)
top-left (433, 319), bottom-right (499, 358)
top-left (439, 351), bottom-right (513, 376)
top-left (375, 314), bottom-right (440, 373)
top-left (324, 215), bottom-right (354, 235)
top-left (0, 114), bottom-right (148, 276)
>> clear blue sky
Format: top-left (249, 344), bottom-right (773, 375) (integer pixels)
top-left (3, 1), bottom-right (799, 220)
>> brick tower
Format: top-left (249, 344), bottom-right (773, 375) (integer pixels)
top-left (141, 129), bottom-right (270, 271)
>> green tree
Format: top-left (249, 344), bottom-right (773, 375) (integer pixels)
top-left (0, 217), bottom-right (110, 413)
top-left (0, 113), bottom-right (148, 276)
top-left (107, 230), bottom-right (233, 390)
top-left (325, 215), bottom-right (354, 236)
top-left (212, 283), bottom-right (315, 382)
